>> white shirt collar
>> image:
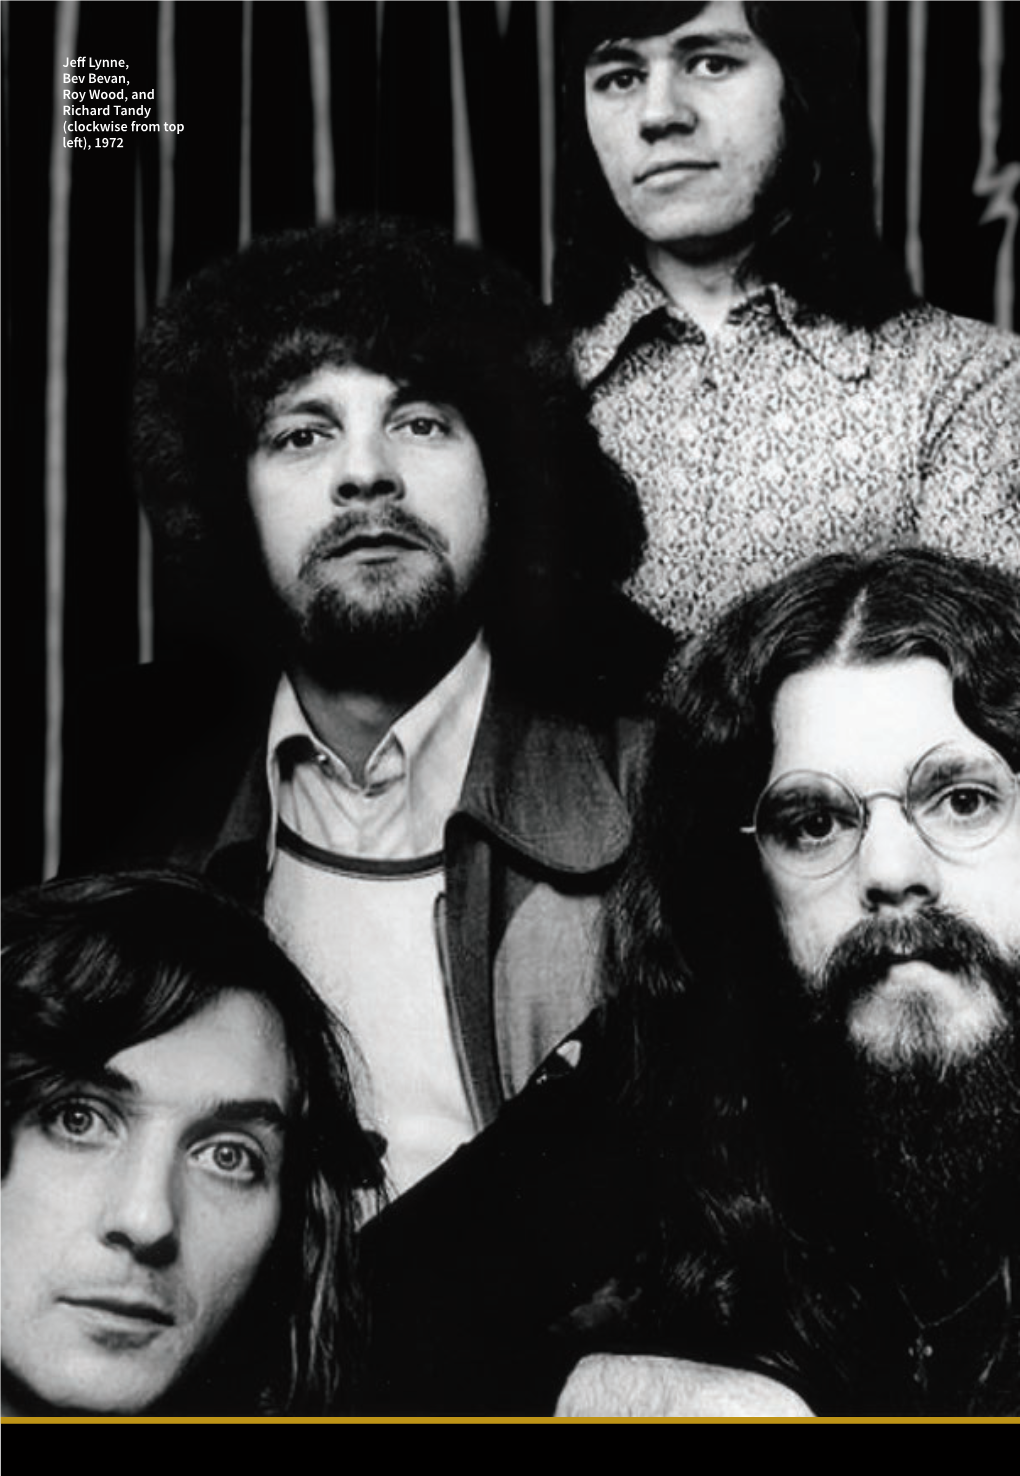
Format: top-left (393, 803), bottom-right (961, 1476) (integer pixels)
top-left (265, 635), bottom-right (492, 863)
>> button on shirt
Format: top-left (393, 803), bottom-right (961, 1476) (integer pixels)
top-left (262, 637), bottom-right (492, 1198)
top-left (574, 271), bottom-right (1020, 641)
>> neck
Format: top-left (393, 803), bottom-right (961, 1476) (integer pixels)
top-left (284, 620), bottom-right (481, 782)
top-left (290, 671), bottom-right (424, 783)
top-left (645, 242), bottom-right (756, 334)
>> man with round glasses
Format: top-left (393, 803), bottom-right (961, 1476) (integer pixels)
top-left (363, 547), bottom-right (1020, 1417)
top-left (743, 659), bottom-right (1019, 1072)
top-left (552, 545), bottom-right (1020, 1414)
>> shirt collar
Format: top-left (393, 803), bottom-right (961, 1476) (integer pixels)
top-left (573, 267), bottom-right (873, 386)
top-left (207, 673), bottom-right (642, 886)
top-left (264, 636), bottom-right (492, 864)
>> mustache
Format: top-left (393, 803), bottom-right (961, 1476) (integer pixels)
top-left (299, 507), bottom-right (449, 576)
top-left (816, 907), bottom-right (1017, 1015)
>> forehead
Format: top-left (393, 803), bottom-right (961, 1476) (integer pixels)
top-left (585, 0), bottom-right (759, 62)
top-left (104, 990), bottom-right (294, 1117)
top-left (264, 363), bottom-right (465, 419)
top-left (769, 658), bottom-right (982, 787)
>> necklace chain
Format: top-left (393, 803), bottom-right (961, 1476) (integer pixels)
top-left (902, 1259), bottom-right (1012, 1392)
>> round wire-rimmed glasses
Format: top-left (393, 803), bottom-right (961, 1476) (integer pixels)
top-left (741, 740), bottom-right (1020, 879)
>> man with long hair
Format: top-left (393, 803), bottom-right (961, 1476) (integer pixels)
top-left (363, 548), bottom-right (1020, 1417)
top-left (557, 2), bottom-right (1019, 638)
top-left (561, 546), bottom-right (1020, 1415)
top-left (2, 870), bottom-right (380, 1415)
top-left (64, 218), bottom-right (667, 1201)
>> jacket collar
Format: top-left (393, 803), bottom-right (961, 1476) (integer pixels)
top-left (573, 267), bottom-right (874, 388)
top-left (206, 681), bottom-right (635, 885)
top-left (453, 683), bottom-right (635, 876)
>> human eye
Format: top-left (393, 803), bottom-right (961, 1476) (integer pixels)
top-left (588, 63), bottom-right (645, 96)
top-left (766, 790), bottom-right (857, 856)
top-left (687, 53), bottom-right (743, 79)
top-left (39, 1096), bottom-right (118, 1148)
top-left (392, 407), bottom-right (455, 440)
top-left (267, 424), bottom-right (332, 453)
top-left (912, 747), bottom-right (1014, 845)
top-left (192, 1137), bottom-right (268, 1187)
top-left (924, 781), bottom-right (1006, 835)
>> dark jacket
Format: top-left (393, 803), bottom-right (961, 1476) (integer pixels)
top-left (61, 662), bottom-right (655, 1127)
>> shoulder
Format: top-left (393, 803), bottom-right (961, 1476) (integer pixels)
top-left (874, 301), bottom-right (1020, 379)
top-left (479, 684), bottom-right (659, 789)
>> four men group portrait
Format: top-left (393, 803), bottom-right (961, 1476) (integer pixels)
top-left (4, 0), bottom-right (1019, 1422)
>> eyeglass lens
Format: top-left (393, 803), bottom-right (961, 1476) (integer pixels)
top-left (755, 742), bottom-right (1016, 877)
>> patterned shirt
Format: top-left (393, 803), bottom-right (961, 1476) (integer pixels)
top-left (574, 271), bottom-right (1020, 639)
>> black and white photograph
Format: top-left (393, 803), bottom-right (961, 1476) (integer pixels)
top-left (2, 0), bottom-right (1019, 1424)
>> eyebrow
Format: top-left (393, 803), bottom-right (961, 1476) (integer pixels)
top-left (262, 395), bottom-right (335, 421)
top-left (389, 384), bottom-right (458, 412)
top-left (587, 30), bottom-right (754, 66)
top-left (71, 1068), bottom-right (289, 1132)
top-left (263, 386), bottom-right (461, 421)
top-left (200, 1099), bottom-right (289, 1132)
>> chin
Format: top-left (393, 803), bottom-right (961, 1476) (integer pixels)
top-left (848, 971), bottom-right (1008, 1072)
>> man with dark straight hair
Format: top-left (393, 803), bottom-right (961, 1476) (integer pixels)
top-left (557, 1), bottom-right (1019, 639)
top-left (2, 870), bottom-right (379, 1416)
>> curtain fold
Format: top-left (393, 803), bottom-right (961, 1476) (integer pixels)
top-left (42, 0), bottom-right (80, 879)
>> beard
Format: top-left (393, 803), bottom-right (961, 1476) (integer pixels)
top-left (270, 506), bottom-right (485, 692)
top-left (810, 908), bottom-right (1016, 1073)
top-left (780, 908), bottom-right (1020, 1269)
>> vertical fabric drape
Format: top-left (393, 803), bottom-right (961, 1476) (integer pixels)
top-left (448, 0), bottom-right (480, 243)
top-left (905, 0), bottom-right (928, 295)
top-left (42, 0), bottom-right (79, 880)
top-left (866, 0), bottom-right (889, 234)
top-left (976, 0), bottom-right (1020, 330)
top-left (307, 0), bottom-right (336, 223)
top-left (536, 0), bottom-right (556, 303)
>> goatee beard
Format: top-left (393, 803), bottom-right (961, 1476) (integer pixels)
top-left (272, 508), bottom-right (485, 693)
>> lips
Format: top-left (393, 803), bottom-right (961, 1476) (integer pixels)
top-left (327, 530), bottom-right (430, 558)
top-left (62, 1294), bottom-right (175, 1326)
top-left (636, 160), bottom-right (717, 184)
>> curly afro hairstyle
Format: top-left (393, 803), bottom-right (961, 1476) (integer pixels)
top-left (133, 216), bottom-right (667, 707)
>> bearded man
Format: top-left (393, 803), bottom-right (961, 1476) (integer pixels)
top-left (559, 546), bottom-right (1020, 1416)
top-left (62, 218), bottom-right (666, 1203)
top-left (362, 548), bottom-right (1020, 1418)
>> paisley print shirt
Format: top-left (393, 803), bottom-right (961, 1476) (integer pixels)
top-left (574, 271), bottom-right (1020, 639)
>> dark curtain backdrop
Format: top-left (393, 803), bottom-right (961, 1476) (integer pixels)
top-left (2, 1), bottom-right (1018, 891)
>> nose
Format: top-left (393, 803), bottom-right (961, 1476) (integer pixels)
top-left (639, 63), bottom-right (697, 142)
top-left (331, 429), bottom-right (404, 505)
top-left (100, 1141), bottom-right (180, 1268)
top-left (856, 799), bottom-right (942, 915)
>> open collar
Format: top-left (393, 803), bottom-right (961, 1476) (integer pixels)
top-left (206, 681), bottom-right (636, 886)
